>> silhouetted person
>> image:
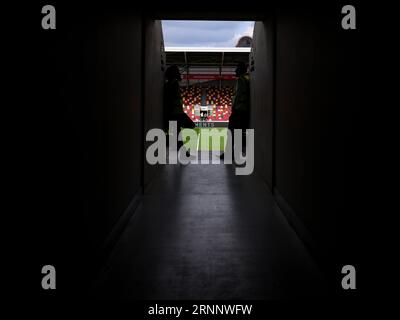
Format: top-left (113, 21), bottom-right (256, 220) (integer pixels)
top-left (221, 62), bottom-right (250, 160)
top-left (164, 65), bottom-right (194, 152)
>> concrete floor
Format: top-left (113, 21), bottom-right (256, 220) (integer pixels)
top-left (91, 153), bottom-right (327, 299)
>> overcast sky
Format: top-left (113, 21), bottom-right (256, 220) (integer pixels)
top-left (162, 21), bottom-right (254, 47)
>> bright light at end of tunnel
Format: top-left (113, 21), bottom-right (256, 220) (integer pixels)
top-left (161, 20), bottom-right (255, 48)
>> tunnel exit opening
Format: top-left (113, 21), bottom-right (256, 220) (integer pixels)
top-left (142, 16), bottom-right (275, 194)
top-left (161, 20), bottom-right (255, 154)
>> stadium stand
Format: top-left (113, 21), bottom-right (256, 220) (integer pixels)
top-left (206, 86), bottom-right (234, 121)
top-left (181, 86), bottom-right (202, 121)
top-left (181, 85), bottom-right (234, 122)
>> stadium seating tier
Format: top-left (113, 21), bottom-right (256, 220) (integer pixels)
top-left (181, 85), bottom-right (234, 122)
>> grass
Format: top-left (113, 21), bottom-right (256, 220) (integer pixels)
top-left (181, 127), bottom-right (227, 151)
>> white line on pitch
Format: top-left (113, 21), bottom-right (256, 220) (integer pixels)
top-left (196, 130), bottom-right (200, 151)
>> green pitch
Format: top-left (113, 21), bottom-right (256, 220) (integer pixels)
top-left (181, 127), bottom-right (227, 151)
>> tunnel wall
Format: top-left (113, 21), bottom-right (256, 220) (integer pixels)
top-left (143, 19), bottom-right (165, 188)
top-left (250, 21), bottom-right (275, 188)
top-left (32, 10), bottom-right (146, 295)
top-left (78, 15), bottom-right (144, 259)
top-left (251, 6), bottom-right (359, 271)
top-left (33, 14), bottom-right (167, 295)
top-left (275, 5), bottom-right (353, 257)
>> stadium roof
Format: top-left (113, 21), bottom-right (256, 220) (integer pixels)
top-left (165, 47), bottom-right (251, 67)
top-left (165, 47), bottom-right (251, 53)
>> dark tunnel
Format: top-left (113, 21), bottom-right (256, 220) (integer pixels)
top-left (20, 1), bottom-right (363, 300)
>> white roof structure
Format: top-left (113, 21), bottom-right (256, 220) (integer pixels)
top-left (165, 47), bottom-right (251, 53)
top-left (165, 47), bottom-right (251, 68)
top-left (165, 46), bottom-right (251, 86)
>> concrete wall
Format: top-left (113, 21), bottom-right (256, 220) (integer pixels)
top-left (32, 10), bottom-right (146, 295)
top-left (31, 11), bottom-right (166, 295)
top-left (275, 4), bottom-right (359, 257)
top-left (250, 20), bottom-right (275, 188)
top-left (82, 15), bottom-right (144, 253)
top-left (251, 5), bottom-right (360, 271)
top-left (143, 19), bottom-right (165, 188)
top-left (33, 14), bottom-right (167, 296)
